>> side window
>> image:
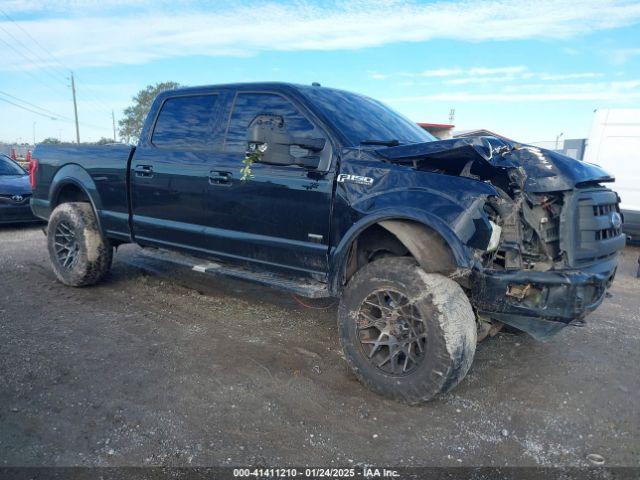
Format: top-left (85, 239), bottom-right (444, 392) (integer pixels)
top-left (224, 93), bottom-right (317, 152)
top-left (152, 94), bottom-right (219, 148)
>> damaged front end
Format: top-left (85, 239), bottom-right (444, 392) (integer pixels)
top-left (377, 136), bottom-right (625, 340)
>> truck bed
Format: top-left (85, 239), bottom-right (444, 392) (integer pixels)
top-left (31, 143), bottom-right (135, 240)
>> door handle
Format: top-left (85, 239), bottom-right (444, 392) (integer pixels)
top-left (135, 165), bottom-right (154, 178)
top-left (209, 170), bottom-right (232, 185)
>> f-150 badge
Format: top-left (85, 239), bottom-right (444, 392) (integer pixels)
top-left (337, 174), bottom-right (374, 186)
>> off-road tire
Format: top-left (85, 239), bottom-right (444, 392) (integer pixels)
top-left (47, 202), bottom-right (113, 287)
top-left (338, 256), bottom-right (476, 404)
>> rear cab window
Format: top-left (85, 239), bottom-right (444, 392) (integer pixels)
top-left (151, 94), bottom-right (221, 149)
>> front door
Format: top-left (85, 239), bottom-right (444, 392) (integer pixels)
top-left (205, 91), bottom-right (335, 276)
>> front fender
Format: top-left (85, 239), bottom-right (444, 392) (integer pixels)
top-left (351, 187), bottom-right (494, 249)
top-left (328, 162), bottom-right (500, 293)
top-left (328, 207), bottom-right (474, 294)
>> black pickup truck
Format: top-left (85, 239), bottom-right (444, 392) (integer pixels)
top-left (31, 82), bottom-right (625, 403)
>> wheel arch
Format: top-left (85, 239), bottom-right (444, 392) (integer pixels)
top-left (377, 219), bottom-right (459, 272)
top-left (49, 164), bottom-right (104, 236)
top-left (329, 210), bottom-right (472, 295)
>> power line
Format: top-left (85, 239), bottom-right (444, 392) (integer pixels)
top-left (74, 93), bottom-right (115, 119)
top-left (0, 71), bottom-right (113, 133)
top-left (0, 92), bottom-right (113, 132)
top-left (0, 64), bottom-right (113, 129)
top-left (0, 39), bottom-right (115, 120)
top-left (0, 90), bottom-right (74, 121)
top-left (0, 96), bottom-right (59, 120)
top-left (0, 10), bottom-right (116, 136)
top-left (74, 74), bottom-right (116, 116)
top-left (0, 8), bottom-right (69, 69)
top-left (0, 9), bottom-right (115, 122)
top-left (0, 37), bottom-right (69, 97)
top-left (0, 8), bottom-right (115, 117)
top-left (0, 23), bottom-right (70, 89)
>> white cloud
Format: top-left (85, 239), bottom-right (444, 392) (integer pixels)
top-left (562, 47), bottom-right (581, 55)
top-left (1, 0), bottom-right (640, 69)
top-left (609, 48), bottom-right (640, 65)
top-left (385, 79), bottom-right (640, 103)
top-left (373, 66), bottom-right (605, 85)
top-left (376, 66), bottom-right (528, 80)
top-left (441, 72), bottom-right (607, 84)
top-left (444, 75), bottom-right (520, 85)
top-left (537, 72), bottom-right (604, 81)
top-left (402, 68), bottom-right (466, 78)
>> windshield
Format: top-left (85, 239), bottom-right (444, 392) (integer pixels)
top-left (299, 87), bottom-right (437, 147)
top-left (0, 155), bottom-right (26, 175)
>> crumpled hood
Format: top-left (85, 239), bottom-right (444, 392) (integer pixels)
top-left (0, 174), bottom-right (31, 195)
top-left (376, 136), bottom-right (613, 193)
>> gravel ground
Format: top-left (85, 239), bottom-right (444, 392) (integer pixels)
top-left (0, 224), bottom-right (639, 467)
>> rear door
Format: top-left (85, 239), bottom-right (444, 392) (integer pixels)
top-left (205, 90), bottom-right (335, 276)
top-left (131, 92), bottom-right (226, 251)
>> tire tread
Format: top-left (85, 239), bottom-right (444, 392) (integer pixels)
top-left (338, 256), bottom-right (476, 404)
top-left (47, 202), bottom-right (112, 287)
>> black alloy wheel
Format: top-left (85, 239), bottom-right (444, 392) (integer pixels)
top-left (53, 220), bottom-right (80, 269)
top-left (356, 289), bottom-right (427, 376)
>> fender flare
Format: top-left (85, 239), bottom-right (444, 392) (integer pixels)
top-left (328, 208), bottom-right (472, 294)
top-left (49, 164), bottom-right (105, 236)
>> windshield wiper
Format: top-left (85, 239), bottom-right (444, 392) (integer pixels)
top-left (360, 139), bottom-right (401, 147)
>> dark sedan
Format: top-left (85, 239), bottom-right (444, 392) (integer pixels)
top-left (0, 154), bottom-right (38, 224)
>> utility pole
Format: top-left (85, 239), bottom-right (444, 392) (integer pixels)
top-left (112, 110), bottom-right (117, 142)
top-left (32, 121), bottom-right (36, 145)
top-left (449, 108), bottom-right (456, 124)
top-left (70, 72), bottom-right (80, 144)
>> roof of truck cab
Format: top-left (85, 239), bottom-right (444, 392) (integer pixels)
top-left (155, 82), bottom-right (355, 98)
top-left (144, 83), bottom-right (360, 145)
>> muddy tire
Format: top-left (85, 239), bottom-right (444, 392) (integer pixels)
top-left (47, 202), bottom-right (113, 287)
top-left (338, 256), bottom-right (476, 404)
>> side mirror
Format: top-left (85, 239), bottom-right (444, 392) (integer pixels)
top-left (247, 115), bottom-right (324, 169)
top-left (291, 137), bottom-right (325, 152)
top-left (289, 144), bottom-right (322, 168)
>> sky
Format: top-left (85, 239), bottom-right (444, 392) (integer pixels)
top-left (0, 0), bottom-right (639, 144)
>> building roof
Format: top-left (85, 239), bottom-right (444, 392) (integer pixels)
top-left (417, 122), bottom-right (455, 129)
top-left (454, 129), bottom-right (513, 141)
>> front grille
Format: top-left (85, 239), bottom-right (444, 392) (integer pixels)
top-left (593, 204), bottom-right (615, 216)
top-left (595, 227), bottom-right (619, 241)
top-left (591, 201), bottom-right (622, 241)
top-left (564, 186), bottom-right (625, 266)
top-left (0, 193), bottom-right (31, 205)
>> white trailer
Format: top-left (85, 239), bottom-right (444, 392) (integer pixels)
top-left (583, 109), bottom-right (640, 239)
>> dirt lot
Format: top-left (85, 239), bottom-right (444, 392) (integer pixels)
top-left (1, 224), bottom-right (639, 467)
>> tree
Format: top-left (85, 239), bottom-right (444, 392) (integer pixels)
top-left (95, 137), bottom-right (115, 145)
top-left (41, 137), bottom-right (61, 144)
top-left (118, 82), bottom-right (180, 144)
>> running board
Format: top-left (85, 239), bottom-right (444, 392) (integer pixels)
top-left (139, 248), bottom-right (331, 298)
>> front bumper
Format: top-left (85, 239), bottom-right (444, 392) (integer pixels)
top-left (0, 203), bottom-right (39, 224)
top-left (470, 256), bottom-right (618, 340)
